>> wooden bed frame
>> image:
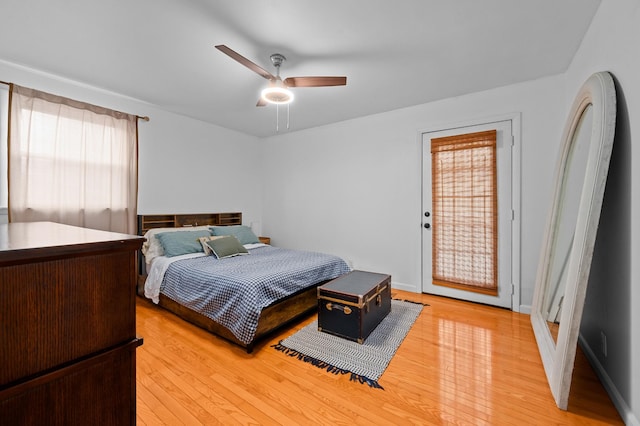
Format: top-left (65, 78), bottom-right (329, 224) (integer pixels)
top-left (136, 213), bottom-right (322, 353)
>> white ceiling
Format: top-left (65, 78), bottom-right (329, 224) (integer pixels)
top-left (0, 0), bottom-right (600, 138)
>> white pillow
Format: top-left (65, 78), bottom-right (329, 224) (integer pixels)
top-left (142, 226), bottom-right (211, 265)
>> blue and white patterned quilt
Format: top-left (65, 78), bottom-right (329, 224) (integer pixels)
top-left (159, 245), bottom-right (350, 345)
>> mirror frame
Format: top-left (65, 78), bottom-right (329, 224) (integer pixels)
top-left (531, 71), bottom-right (616, 409)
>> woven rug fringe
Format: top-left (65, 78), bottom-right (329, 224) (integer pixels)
top-left (271, 342), bottom-right (384, 390)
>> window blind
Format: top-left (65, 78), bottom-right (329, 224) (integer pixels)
top-left (431, 129), bottom-right (498, 295)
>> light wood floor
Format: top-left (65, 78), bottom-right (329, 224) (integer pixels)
top-left (136, 290), bottom-right (622, 425)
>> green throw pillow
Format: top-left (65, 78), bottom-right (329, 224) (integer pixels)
top-left (205, 235), bottom-right (249, 259)
top-left (155, 229), bottom-right (212, 257)
top-left (209, 225), bottom-right (259, 245)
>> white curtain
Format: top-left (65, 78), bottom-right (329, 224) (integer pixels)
top-left (8, 84), bottom-right (138, 234)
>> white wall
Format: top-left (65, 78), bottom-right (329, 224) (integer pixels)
top-left (564, 1), bottom-right (640, 424)
top-left (0, 60), bottom-right (263, 229)
top-left (262, 74), bottom-right (567, 309)
top-left (137, 107), bottom-right (263, 226)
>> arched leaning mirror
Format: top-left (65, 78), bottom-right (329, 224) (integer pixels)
top-left (531, 71), bottom-right (616, 410)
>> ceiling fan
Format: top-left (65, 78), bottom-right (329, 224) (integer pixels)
top-left (215, 45), bottom-right (347, 107)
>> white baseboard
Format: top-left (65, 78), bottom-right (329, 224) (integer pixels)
top-left (391, 281), bottom-right (419, 293)
top-left (519, 304), bottom-right (532, 314)
top-left (578, 334), bottom-right (639, 426)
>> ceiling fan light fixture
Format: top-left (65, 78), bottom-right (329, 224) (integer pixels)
top-left (261, 85), bottom-right (294, 104)
top-left (215, 45), bottom-right (346, 109)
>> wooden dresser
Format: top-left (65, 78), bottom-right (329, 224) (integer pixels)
top-left (0, 221), bottom-right (144, 425)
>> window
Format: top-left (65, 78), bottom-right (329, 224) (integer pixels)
top-left (0, 84), bottom-right (8, 216)
top-left (431, 130), bottom-right (498, 295)
top-left (8, 84), bottom-right (138, 233)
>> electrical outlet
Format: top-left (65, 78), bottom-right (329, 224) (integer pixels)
top-left (600, 331), bottom-right (608, 357)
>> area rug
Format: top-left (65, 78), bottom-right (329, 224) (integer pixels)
top-left (272, 299), bottom-right (424, 389)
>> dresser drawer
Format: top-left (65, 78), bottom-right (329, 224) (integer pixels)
top-left (0, 339), bottom-right (142, 426)
top-left (0, 251), bottom-right (137, 385)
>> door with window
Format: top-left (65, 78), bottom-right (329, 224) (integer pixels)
top-left (422, 120), bottom-right (513, 308)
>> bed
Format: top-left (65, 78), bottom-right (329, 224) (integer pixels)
top-left (137, 213), bottom-right (350, 352)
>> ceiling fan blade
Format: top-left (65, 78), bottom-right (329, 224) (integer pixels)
top-left (256, 97), bottom-right (267, 107)
top-left (283, 76), bottom-right (347, 87)
top-left (215, 45), bottom-right (275, 81)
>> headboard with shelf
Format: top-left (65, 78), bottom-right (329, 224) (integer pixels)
top-left (137, 212), bottom-right (242, 235)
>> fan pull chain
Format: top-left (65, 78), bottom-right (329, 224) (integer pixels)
top-left (274, 104), bottom-right (291, 132)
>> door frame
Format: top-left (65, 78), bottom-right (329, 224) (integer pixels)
top-left (418, 112), bottom-right (522, 312)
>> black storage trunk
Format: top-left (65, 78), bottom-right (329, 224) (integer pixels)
top-left (317, 270), bottom-right (391, 344)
